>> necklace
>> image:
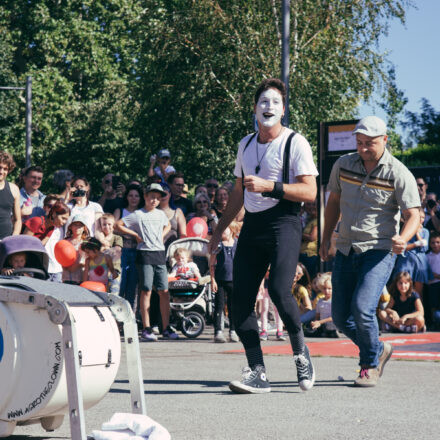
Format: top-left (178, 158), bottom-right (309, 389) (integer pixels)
top-left (255, 127), bottom-right (284, 174)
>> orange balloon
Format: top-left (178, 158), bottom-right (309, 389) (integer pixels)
top-left (187, 217), bottom-right (208, 238)
top-left (80, 281), bottom-right (107, 292)
top-left (54, 240), bottom-right (77, 267)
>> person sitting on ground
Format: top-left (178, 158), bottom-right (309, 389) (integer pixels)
top-left (1, 252), bottom-right (31, 277)
top-left (148, 149), bottom-right (176, 183)
top-left (291, 263), bottom-right (313, 323)
top-left (82, 237), bottom-right (118, 291)
top-left (169, 248), bottom-right (201, 280)
top-left (427, 231), bottom-right (440, 328)
top-left (308, 273), bottom-right (339, 338)
top-left (19, 165), bottom-right (45, 222)
top-left (299, 200), bottom-right (318, 280)
top-left (378, 271), bottom-right (425, 333)
top-left (62, 215), bottom-right (89, 285)
top-left (95, 213), bottom-right (122, 294)
top-left (391, 207), bottom-right (432, 297)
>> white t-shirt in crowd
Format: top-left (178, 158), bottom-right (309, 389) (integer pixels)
top-left (67, 201), bottom-right (103, 236)
top-left (316, 297), bottom-right (336, 331)
top-left (233, 128), bottom-right (318, 213)
top-left (45, 226), bottom-right (64, 274)
top-left (122, 208), bottom-right (170, 251)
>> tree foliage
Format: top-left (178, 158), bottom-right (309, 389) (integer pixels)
top-left (0, 0), bottom-right (412, 191)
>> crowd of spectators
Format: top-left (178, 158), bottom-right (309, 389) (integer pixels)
top-left (1, 148), bottom-right (440, 337)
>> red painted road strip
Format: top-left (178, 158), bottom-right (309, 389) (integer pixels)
top-left (225, 332), bottom-right (440, 361)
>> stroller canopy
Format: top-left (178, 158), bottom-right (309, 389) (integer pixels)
top-left (0, 235), bottom-right (49, 277)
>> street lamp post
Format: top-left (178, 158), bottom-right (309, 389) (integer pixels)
top-left (281, 0), bottom-right (290, 127)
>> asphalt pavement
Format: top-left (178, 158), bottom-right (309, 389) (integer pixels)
top-left (9, 328), bottom-right (440, 440)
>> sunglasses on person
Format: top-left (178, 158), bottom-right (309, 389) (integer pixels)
top-left (206, 183), bottom-right (218, 188)
top-left (196, 201), bottom-right (208, 205)
top-left (417, 183), bottom-right (426, 187)
top-left (174, 183), bottom-right (184, 187)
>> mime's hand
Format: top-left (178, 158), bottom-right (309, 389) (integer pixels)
top-left (243, 175), bottom-right (274, 193)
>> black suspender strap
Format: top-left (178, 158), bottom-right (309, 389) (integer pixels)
top-left (282, 131), bottom-right (296, 184)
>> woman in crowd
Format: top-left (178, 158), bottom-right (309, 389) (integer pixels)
top-left (159, 183), bottom-right (187, 249)
top-left (114, 184), bottom-right (144, 310)
top-left (67, 176), bottom-right (103, 236)
top-left (52, 169), bottom-right (74, 202)
top-left (187, 192), bottom-right (217, 236)
top-left (213, 187), bottom-right (229, 219)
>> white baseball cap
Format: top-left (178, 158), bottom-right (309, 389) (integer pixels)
top-left (353, 116), bottom-right (387, 137)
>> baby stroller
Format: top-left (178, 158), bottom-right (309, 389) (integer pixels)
top-left (166, 237), bottom-right (214, 338)
top-left (0, 235), bottom-right (49, 280)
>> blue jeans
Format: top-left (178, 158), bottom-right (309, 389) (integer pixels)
top-left (120, 248), bottom-right (138, 310)
top-left (331, 249), bottom-right (396, 367)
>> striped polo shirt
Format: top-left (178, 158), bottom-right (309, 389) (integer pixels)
top-left (328, 148), bottom-right (420, 255)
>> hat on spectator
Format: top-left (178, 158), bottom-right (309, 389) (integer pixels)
top-left (158, 149), bottom-right (171, 159)
top-left (353, 116), bottom-right (387, 137)
top-left (69, 214), bottom-right (90, 235)
top-left (144, 183), bottom-right (167, 197)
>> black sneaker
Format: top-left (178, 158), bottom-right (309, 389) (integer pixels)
top-left (294, 345), bottom-right (315, 391)
top-left (229, 365), bottom-right (271, 394)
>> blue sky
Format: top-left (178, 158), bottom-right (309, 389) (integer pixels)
top-left (359, 0), bottom-right (440, 140)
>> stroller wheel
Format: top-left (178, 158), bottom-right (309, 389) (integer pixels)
top-left (181, 311), bottom-right (205, 339)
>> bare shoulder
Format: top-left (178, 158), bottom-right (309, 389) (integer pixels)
top-left (9, 182), bottom-right (20, 197)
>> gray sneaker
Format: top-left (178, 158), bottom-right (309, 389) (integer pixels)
top-left (377, 342), bottom-right (393, 377)
top-left (294, 345), bottom-right (315, 391)
top-left (141, 328), bottom-right (158, 342)
top-left (354, 367), bottom-right (379, 387)
top-left (229, 365), bottom-right (271, 394)
top-left (229, 330), bottom-right (239, 342)
top-left (214, 331), bottom-right (227, 343)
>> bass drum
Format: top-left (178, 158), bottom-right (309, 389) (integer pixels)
top-left (0, 302), bottom-right (121, 436)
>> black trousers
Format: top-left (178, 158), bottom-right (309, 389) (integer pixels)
top-left (232, 202), bottom-right (302, 351)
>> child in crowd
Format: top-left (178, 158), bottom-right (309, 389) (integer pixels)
top-left (210, 226), bottom-right (239, 343)
top-left (258, 269), bottom-right (286, 341)
top-left (391, 208), bottom-right (431, 297)
top-left (62, 214), bottom-right (89, 285)
top-left (1, 252), bottom-right (30, 276)
top-left (116, 183), bottom-right (177, 341)
top-left (170, 248), bottom-right (201, 280)
top-left (308, 272), bottom-right (339, 337)
top-left (378, 271), bottom-right (425, 333)
top-left (291, 263), bottom-right (313, 324)
top-left (96, 213), bottom-right (122, 294)
top-left (81, 237), bottom-right (118, 291)
top-left (427, 231), bottom-right (440, 328)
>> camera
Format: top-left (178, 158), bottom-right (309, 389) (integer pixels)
top-left (72, 189), bottom-right (86, 198)
top-left (112, 175), bottom-right (121, 190)
top-left (427, 199), bottom-right (437, 210)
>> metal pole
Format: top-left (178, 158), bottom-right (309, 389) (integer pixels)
top-left (25, 76), bottom-right (32, 167)
top-left (281, 0), bottom-right (290, 126)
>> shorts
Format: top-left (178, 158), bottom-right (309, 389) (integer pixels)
top-left (136, 264), bottom-right (168, 292)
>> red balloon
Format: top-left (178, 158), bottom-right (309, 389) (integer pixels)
top-left (187, 217), bottom-right (208, 238)
top-left (54, 240), bottom-right (77, 267)
top-left (80, 281), bottom-right (107, 292)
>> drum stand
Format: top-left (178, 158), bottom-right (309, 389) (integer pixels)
top-left (0, 283), bottom-right (146, 440)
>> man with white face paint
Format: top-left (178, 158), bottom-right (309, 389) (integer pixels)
top-left (209, 78), bottom-right (318, 394)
